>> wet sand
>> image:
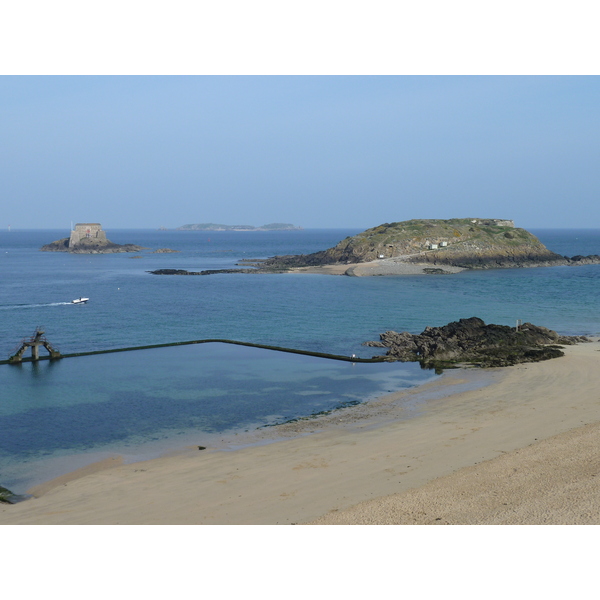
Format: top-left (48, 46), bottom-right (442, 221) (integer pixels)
top-left (289, 257), bottom-right (464, 276)
top-left (1, 341), bottom-right (599, 525)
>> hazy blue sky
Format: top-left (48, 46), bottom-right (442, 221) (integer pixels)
top-left (2, 76), bottom-right (599, 230)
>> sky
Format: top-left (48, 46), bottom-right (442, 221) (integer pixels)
top-left (1, 75), bottom-right (600, 231)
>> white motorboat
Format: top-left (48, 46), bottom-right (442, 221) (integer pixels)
top-left (72, 297), bottom-right (89, 304)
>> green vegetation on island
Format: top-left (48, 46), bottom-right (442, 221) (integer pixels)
top-left (260, 218), bottom-right (573, 269)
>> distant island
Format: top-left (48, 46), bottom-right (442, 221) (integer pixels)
top-left (41, 223), bottom-right (145, 254)
top-left (176, 223), bottom-right (302, 231)
top-left (149, 218), bottom-right (600, 276)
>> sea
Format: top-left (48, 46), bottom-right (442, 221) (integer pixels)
top-left (1, 227), bottom-right (600, 494)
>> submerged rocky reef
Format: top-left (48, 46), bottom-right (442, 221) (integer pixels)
top-left (364, 317), bottom-right (590, 369)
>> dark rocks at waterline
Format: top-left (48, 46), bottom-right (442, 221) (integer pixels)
top-left (149, 269), bottom-right (194, 275)
top-left (237, 258), bottom-right (270, 268)
top-left (422, 268), bottom-right (453, 275)
top-left (0, 485), bottom-right (13, 503)
top-left (566, 254), bottom-right (600, 265)
top-left (409, 251), bottom-right (600, 270)
top-left (0, 484), bottom-right (28, 504)
top-left (41, 238), bottom-right (145, 254)
top-left (217, 251), bottom-right (600, 275)
top-left (364, 317), bottom-right (590, 368)
top-left (147, 268), bottom-right (260, 275)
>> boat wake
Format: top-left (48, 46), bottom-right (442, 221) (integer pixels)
top-left (0, 302), bottom-right (72, 310)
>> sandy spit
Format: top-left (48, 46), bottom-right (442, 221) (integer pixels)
top-left (288, 257), bottom-right (464, 276)
top-left (1, 342), bottom-right (599, 525)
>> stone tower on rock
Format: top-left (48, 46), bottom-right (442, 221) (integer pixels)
top-left (69, 223), bottom-right (108, 247)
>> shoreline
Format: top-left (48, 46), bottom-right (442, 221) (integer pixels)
top-left (283, 256), bottom-right (600, 277)
top-left (287, 257), bottom-right (465, 276)
top-left (4, 365), bottom-right (481, 498)
top-left (1, 341), bottom-right (599, 524)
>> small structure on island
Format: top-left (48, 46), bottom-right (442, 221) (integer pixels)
top-left (469, 219), bottom-right (515, 228)
top-left (69, 223), bottom-right (108, 246)
top-left (9, 328), bottom-right (61, 363)
top-left (40, 223), bottom-right (144, 254)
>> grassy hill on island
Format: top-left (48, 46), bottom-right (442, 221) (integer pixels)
top-left (261, 218), bottom-right (565, 270)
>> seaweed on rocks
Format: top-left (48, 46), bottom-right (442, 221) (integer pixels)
top-left (364, 317), bottom-right (590, 369)
top-left (148, 268), bottom-right (260, 275)
top-left (0, 484), bottom-right (29, 504)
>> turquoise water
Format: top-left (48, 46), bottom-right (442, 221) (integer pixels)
top-left (1, 228), bottom-right (599, 493)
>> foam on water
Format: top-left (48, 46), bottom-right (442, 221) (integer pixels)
top-left (0, 302), bottom-right (72, 310)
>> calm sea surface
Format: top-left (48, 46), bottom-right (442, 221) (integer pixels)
top-left (1, 228), bottom-right (599, 493)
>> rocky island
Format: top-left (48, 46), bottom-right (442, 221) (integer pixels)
top-left (364, 317), bottom-right (590, 369)
top-left (41, 223), bottom-right (145, 254)
top-left (149, 218), bottom-right (600, 276)
top-left (259, 218), bottom-right (600, 274)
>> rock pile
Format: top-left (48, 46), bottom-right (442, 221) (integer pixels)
top-left (364, 317), bottom-right (590, 368)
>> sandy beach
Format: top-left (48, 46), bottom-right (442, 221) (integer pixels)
top-left (1, 340), bottom-right (599, 525)
top-left (289, 257), bottom-right (465, 276)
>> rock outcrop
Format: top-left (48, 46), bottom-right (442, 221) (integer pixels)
top-left (41, 238), bottom-right (145, 253)
top-left (148, 268), bottom-right (258, 275)
top-left (41, 223), bottom-right (144, 253)
top-left (364, 317), bottom-right (590, 368)
top-left (0, 484), bottom-right (26, 504)
top-left (0, 485), bottom-right (14, 503)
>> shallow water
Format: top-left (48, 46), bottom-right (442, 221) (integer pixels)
top-left (0, 342), bottom-right (438, 492)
